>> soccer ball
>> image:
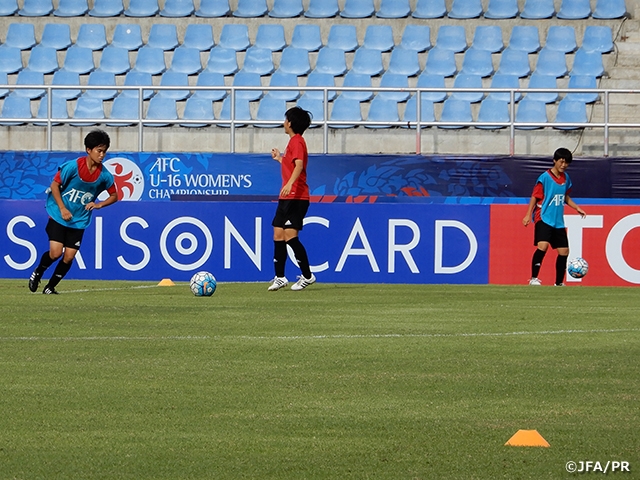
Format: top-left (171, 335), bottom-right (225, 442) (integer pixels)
top-left (190, 271), bottom-right (217, 297)
top-left (567, 257), bottom-right (589, 279)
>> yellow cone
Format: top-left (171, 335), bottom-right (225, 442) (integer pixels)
top-left (157, 278), bottom-right (175, 286)
top-left (505, 429), bottom-right (550, 447)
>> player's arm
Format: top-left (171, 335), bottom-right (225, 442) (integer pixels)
top-left (49, 179), bottom-right (72, 221)
top-left (280, 159), bottom-right (303, 197)
top-left (522, 195), bottom-right (537, 226)
top-left (565, 195), bottom-right (586, 218)
top-left (86, 184), bottom-right (118, 211)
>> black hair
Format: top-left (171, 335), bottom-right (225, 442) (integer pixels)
top-left (285, 106), bottom-right (312, 135)
top-left (553, 147), bottom-right (572, 164)
top-left (84, 129), bottom-right (111, 150)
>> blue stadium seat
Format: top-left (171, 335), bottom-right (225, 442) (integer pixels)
top-left (376, 0), bottom-right (411, 18)
top-left (233, 0), bottom-right (267, 17)
top-left (180, 96), bottom-right (214, 128)
top-left (76, 24), bottom-right (108, 50)
top-left (267, 71), bottom-right (299, 101)
top-left (157, 71), bottom-right (190, 100)
top-left (232, 71), bottom-right (263, 101)
top-left (0, 94), bottom-right (32, 126)
top-left (340, 0), bottom-right (375, 18)
top-left (416, 73), bottom-right (447, 102)
top-left (107, 93), bottom-right (141, 126)
top-left (378, 72), bottom-right (410, 102)
top-left (340, 72), bottom-right (374, 102)
top-left (515, 98), bottom-right (547, 129)
top-left (593, 0), bottom-right (626, 19)
top-left (496, 48), bottom-right (530, 77)
top-left (18, 0), bottom-right (53, 16)
top-left (111, 24), bottom-right (143, 51)
top-left (290, 25), bottom-right (322, 52)
top-left (0, 73), bottom-right (9, 98)
top-left (487, 74), bottom-right (521, 102)
top-left (363, 25), bottom-right (395, 52)
top-left (89, 0), bottom-right (124, 16)
top-left (329, 96), bottom-right (361, 128)
top-left (0, 0), bottom-right (18, 15)
top-left (508, 26), bottom-right (540, 53)
top-left (521, 0), bottom-right (554, 18)
top-left (582, 26), bottom-right (613, 53)
top-left (182, 24), bottom-right (215, 51)
top-left (402, 94), bottom-right (435, 127)
top-left (545, 26), bottom-right (577, 53)
top-left (439, 98), bottom-right (472, 128)
top-left (388, 48), bottom-right (420, 76)
top-left (269, 0), bottom-right (303, 17)
top-left (147, 24), bottom-right (179, 51)
top-left (4, 23), bottom-right (36, 50)
top-left (351, 48), bottom-right (384, 76)
top-left (51, 69), bottom-right (81, 100)
top-left (566, 75), bottom-right (598, 103)
top-left (192, 71), bottom-right (226, 101)
top-left (436, 25), bottom-right (467, 53)
top-left (476, 98), bottom-right (510, 129)
top-left (219, 96), bottom-right (252, 127)
top-left (314, 47), bottom-right (347, 76)
top-left (54, 0), bottom-right (88, 16)
top-left (195, 0), bottom-right (230, 17)
top-left (241, 47), bottom-right (275, 75)
top-left (448, 0), bottom-right (482, 19)
top-left (26, 46), bottom-right (59, 74)
top-left (84, 70), bottom-right (117, 100)
top-left (525, 74), bottom-right (558, 103)
top-left (554, 98), bottom-right (587, 129)
top-left (471, 26), bottom-right (503, 53)
top-left (97, 46), bottom-right (131, 75)
top-left (160, 0), bottom-right (194, 16)
top-left (533, 49), bottom-right (567, 77)
top-left (302, 71), bottom-right (336, 101)
top-left (277, 47), bottom-right (311, 76)
top-left (144, 97), bottom-right (177, 127)
top-left (0, 47), bottom-right (24, 74)
top-left (204, 47), bottom-right (239, 75)
top-left (124, 0), bottom-right (159, 16)
top-left (460, 48), bottom-right (494, 77)
top-left (484, 0), bottom-right (518, 19)
top-left (400, 25), bottom-right (431, 52)
top-left (451, 74), bottom-right (483, 103)
top-left (70, 96), bottom-right (104, 126)
top-left (169, 46), bottom-right (203, 75)
top-left (327, 25), bottom-right (359, 52)
top-left (255, 93), bottom-right (287, 127)
top-left (425, 47), bottom-right (457, 77)
top-left (219, 24), bottom-right (251, 51)
top-left (41, 24), bottom-right (72, 50)
top-left (15, 70), bottom-right (45, 99)
top-left (254, 24), bottom-right (287, 52)
top-left (304, 0), bottom-right (339, 18)
top-left (133, 47), bottom-right (167, 75)
top-left (412, 0), bottom-right (446, 18)
top-left (366, 96), bottom-right (399, 128)
top-left (61, 46), bottom-right (95, 74)
top-left (121, 70), bottom-right (154, 99)
top-left (571, 49), bottom-right (604, 77)
top-left (34, 94), bottom-right (68, 125)
top-left (557, 0), bottom-right (590, 20)
top-left (295, 97), bottom-right (323, 126)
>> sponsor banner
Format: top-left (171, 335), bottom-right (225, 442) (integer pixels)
top-left (1, 201), bottom-right (489, 284)
top-left (489, 205), bottom-right (640, 286)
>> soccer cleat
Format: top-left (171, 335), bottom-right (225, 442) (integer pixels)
top-left (267, 276), bottom-right (288, 291)
top-left (555, 283), bottom-right (565, 287)
top-left (529, 277), bottom-right (542, 286)
top-left (42, 286), bottom-right (59, 295)
top-left (28, 270), bottom-right (42, 293)
top-left (291, 274), bottom-right (316, 291)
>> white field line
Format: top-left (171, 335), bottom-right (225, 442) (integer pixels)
top-left (0, 328), bottom-right (638, 342)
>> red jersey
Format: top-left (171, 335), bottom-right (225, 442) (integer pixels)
top-left (279, 134), bottom-right (309, 200)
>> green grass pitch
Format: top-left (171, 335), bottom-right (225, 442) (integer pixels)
top-left (0, 279), bottom-right (638, 479)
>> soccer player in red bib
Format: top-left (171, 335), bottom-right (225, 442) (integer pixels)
top-left (268, 107), bottom-right (315, 291)
top-left (522, 148), bottom-right (586, 286)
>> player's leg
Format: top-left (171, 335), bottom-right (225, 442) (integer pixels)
top-left (269, 201), bottom-right (290, 291)
top-left (29, 220), bottom-right (65, 292)
top-left (284, 200), bottom-right (315, 290)
top-left (42, 225), bottom-right (84, 294)
top-left (530, 222), bottom-right (551, 285)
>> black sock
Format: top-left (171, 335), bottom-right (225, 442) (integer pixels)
top-left (273, 240), bottom-right (287, 278)
top-left (556, 255), bottom-right (568, 285)
top-left (36, 251), bottom-right (55, 275)
top-left (531, 249), bottom-right (546, 278)
top-left (286, 237), bottom-right (311, 279)
top-left (45, 259), bottom-right (72, 290)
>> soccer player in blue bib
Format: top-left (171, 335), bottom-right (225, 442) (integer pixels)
top-left (522, 148), bottom-right (586, 286)
top-left (29, 130), bottom-right (118, 294)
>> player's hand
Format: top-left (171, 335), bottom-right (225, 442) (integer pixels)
top-left (522, 216), bottom-right (531, 226)
top-left (280, 184), bottom-right (292, 197)
top-left (577, 207), bottom-right (586, 218)
top-left (61, 207), bottom-right (72, 221)
top-left (85, 202), bottom-right (98, 211)
top-left (271, 148), bottom-right (281, 161)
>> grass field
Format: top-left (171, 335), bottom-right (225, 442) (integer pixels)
top-left (0, 279), bottom-right (638, 479)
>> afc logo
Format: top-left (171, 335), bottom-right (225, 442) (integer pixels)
top-left (548, 194), bottom-right (565, 207)
top-left (62, 188), bottom-right (94, 205)
top-left (102, 157), bottom-right (145, 201)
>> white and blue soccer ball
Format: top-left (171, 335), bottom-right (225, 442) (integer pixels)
top-left (567, 257), bottom-right (589, 279)
top-left (190, 271), bottom-right (217, 297)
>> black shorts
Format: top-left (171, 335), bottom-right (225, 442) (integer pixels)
top-left (46, 218), bottom-right (85, 250)
top-left (534, 220), bottom-right (568, 249)
top-left (272, 199), bottom-right (309, 231)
